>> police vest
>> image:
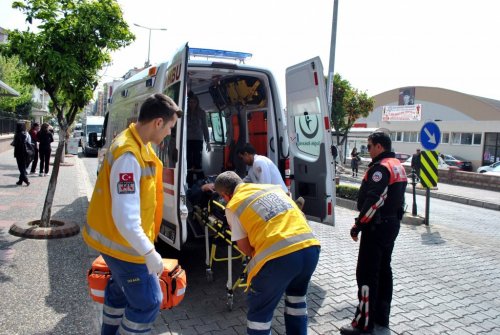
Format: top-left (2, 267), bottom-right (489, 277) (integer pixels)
top-left (226, 183), bottom-right (320, 285)
top-left (363, 157), bottom-right (407, 184)
top-left (83, 123), bottom-right (164, 264)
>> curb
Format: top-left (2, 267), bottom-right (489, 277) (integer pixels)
top-left (340, 174), bottom-right (500, 211)
top-left (9, 219), bottom-right (80, 239)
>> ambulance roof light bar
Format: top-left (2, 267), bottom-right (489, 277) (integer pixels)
top-left (189, 48), bottom-right (252, 64)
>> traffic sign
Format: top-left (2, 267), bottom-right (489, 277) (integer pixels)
top-left (419, 150), bottom-right (439, 188)
top-left (420, 121), bottom-right (441, 151)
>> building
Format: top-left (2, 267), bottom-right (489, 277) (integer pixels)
top-left (354, 86), bottom-right (500, 170)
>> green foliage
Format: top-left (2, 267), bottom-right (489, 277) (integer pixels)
top-left (331, 74), bottom-right (375, 147)
top-left (1, 0), bottom-right (134, 128)
top-left (0, 55), bottom-right (33, 117)
top-left (336, 184), bottom-right (359, 201)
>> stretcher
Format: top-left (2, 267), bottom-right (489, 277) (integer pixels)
top-left (191, 195), bottom-right (248, 310)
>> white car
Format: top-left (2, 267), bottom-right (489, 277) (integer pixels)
top-left (402, 155), bottom-right (449, 170)
top-left (483, 165), bottom-right (500, 176)
top-left (477, 161), bottom-right (500, 173)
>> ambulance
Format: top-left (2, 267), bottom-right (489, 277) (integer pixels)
top-left (95, 44), bottom-right (336, 251)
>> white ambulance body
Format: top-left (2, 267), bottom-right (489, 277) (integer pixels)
top-left (99, 44), bottom-right (335, 250)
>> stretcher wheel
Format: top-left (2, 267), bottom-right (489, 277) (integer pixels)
top-left (206, 269), bottom-right (214, 282)
top-left (226, 294), bottom-right (234, 311)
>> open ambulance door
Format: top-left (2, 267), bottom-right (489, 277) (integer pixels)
top-left (158, 43), bottom-right (189, 250)
top-left (286, 57), bottom-right (335, 225)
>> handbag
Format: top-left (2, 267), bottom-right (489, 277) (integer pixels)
top-left (25, 141), bottom-right (35, 164)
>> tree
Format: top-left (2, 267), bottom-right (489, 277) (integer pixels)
top-left (330, 74), bottom-right (374, 163)
top-left (1, 0), bottom-right (134, 227)
top-left (0, 55), bottom-right (33, 117)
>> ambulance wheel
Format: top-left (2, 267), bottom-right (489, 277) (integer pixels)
top-left (206, 269), bottom-right (213, 282)
top-left (226, 295), bottom-right (233, 311)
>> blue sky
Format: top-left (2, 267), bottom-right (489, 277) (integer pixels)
top-left (1, 0), bottom-right (500, 101)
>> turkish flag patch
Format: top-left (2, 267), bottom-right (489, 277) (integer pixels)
top-left (117, 172), bottom-right (136, 194)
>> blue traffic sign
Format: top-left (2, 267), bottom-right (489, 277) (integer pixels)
top-left (420, 121), bottom-right (441, 150)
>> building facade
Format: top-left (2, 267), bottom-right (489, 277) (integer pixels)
top-left (355, 86), bottom-right (500, 170)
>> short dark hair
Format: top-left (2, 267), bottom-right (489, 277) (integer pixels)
top-left (138, 93), bottom-right (183, 123)
top-left (16, 122), bottom-right (26, 133)
top-left (368, 132), bottom-right (392, 151)
top-left (237, 143), bottom-right (256, 156)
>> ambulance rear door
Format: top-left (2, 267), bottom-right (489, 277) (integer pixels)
top-left (286, 57), bottom-right (335, 225)
top-left (158, 43), bottom-right (189, 250)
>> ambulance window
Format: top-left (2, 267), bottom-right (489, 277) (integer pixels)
top-left (159, 81), bottom-right (181, 168)
top-left (291, 97), bottom-right (322, 157)
top-left (210, 112), bottom-right (226, 143)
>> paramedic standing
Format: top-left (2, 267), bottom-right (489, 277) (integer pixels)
top-left (83, 94), bottom-right (182, 335)
top-left (214, 171), bottom-right (320, 335)
top-left (237, 143), bottom-right (288, 193)
top-left (340, 132), bottom-right (407, 335)
top-left (186, 91), bottom-right (210, 170)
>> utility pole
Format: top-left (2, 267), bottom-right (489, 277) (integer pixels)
top-left (327, 0), bottom-right (339, 112)
top-left (134, 24), bottom-right (168, 67)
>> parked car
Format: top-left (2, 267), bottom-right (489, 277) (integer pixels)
top-left (441, 154), bottom-right (473, 171)
top-left (402, 156), bottom-right (449, 170)
top-left (477, 161), bottom-right (500, 173)
top-left (394, 152), bottom-right (411, 163)
top-left (483, 165), bottom-right (500, 176)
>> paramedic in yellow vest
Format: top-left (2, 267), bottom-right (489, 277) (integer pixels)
top-left (83, 93), bottom-right (182, 335)
top-left (214, 171), bottom-right (321, 335)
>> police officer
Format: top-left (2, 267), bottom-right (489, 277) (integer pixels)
top-left (340, 132), bottom-right (407, 335)
top-left (214, 171), bottom-right (320, 335)
top-left (83, 94), bottom-right (182, 335)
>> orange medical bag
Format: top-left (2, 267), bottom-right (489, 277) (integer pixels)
top-left (87, 255), bottom-right (187, 309)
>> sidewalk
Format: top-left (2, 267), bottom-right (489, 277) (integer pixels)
top-left (2, 145), bottom-right (500, 334)
top-left (340, 173), bottom-right (500, 211)
top-left (0, 144), bottom-right (100, 334)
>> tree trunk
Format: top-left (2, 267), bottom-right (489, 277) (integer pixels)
top-left (39, 134), bottom-right (65, 227)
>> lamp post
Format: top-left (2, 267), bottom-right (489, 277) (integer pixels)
top-left (134, 23), bottom-right (167, 67)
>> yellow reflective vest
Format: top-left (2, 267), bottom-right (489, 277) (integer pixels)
top-left (83, 123), bottom-right (164, 264)
top-left (226, 183), bottom-right (320, 285)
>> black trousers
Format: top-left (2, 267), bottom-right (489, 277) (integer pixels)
top-left (16, 155), bottom-right (29, 184)
top-left (39, 149), bottom-right (51, 174)
top-left (187, 140), bottom-right (203, 170)
top-left (353, 218), bottom-right (400, 331)
top-left (30, 146), bottom-right (39, 173)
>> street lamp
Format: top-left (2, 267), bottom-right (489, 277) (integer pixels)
top-left (134, 23), bottom-right (167, 67)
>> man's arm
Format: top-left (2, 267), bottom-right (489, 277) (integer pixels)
top-left (110, 153), bottom-right (155, 256)
top-left (225, 208), bottom-right (254, 256)
top-left (357, 165), bottom-right (390, 225)
top-left (236, 237), bottom-right (254, 257)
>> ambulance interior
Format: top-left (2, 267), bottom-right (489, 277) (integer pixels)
top-left (184, 67), bottom-right (280, 184)
top-left (179, 66), bottom-right (283, 237)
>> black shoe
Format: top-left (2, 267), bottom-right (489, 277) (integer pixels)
top-left (25, 181), bottom-right (30, 186)
top-left (16, 181), bottom-right (22, 185)
top-left (339, 324), bottom-right (372, 335)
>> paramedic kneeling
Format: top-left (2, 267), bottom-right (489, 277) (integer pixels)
top-left (83, 93), bottom-right (182, 335)
top-left (214, 171), bottom-right (321, 335)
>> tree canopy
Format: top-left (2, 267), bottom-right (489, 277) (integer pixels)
top-left (0, 55), bottom-right (33, 118)
top-left (0, 0), bottom-right (134, 226)
top-left (331, 73), bottom-right (375, 161)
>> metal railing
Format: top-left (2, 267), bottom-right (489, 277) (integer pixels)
top-left (0, 117), bottom-right (17, 135)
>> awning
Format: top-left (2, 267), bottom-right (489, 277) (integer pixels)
top-left (0, 79), bottom-right (20, 97)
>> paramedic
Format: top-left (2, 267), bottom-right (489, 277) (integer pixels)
top-left (187, 91), bottom-right (210, 169)
top-left (340, 132), bottom-right (407, 335)
top-left (237, 143), bottom-right (287, 193)
top-left (214, 171), bottom-right (320, 335)
top-left (83, 93), bottom-right (182, 335)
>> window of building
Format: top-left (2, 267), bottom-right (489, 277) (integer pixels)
top-left (441, 132), bottom-right (450, 144)
top-left (450, 132), bottom-right (482, 146)
top-left (391, 131), bottom-right (403, 142)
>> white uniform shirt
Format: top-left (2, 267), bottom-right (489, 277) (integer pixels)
top-left (243, 154), bottom-right (287, 193)
top-left (225, 184), bottom-right (247, 242)
top-left (110, 152), bottom-right (155, 256)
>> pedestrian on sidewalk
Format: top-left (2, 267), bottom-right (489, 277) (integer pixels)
top-left (83, 93), bottom-right (182, 335)
top-left (28, 122), bottom-right (40, 174)
top-left (38, 122), bottom-right (54, 176)
top-left (13, 121), bottom-right (31, 186)
top-left (214, 171), bottom-right (320, 335)
top-left (341, 132), bottom-right (407, 335)
top-left (411, 148), bottom-right (421, 179)
top-left (351, 147), bottom-right (360, 177)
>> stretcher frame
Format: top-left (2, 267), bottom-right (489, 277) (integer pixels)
top-left (192, 200), bottom-right (248, 310)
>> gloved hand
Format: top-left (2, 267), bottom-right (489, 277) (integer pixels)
top-left (144, 249), bottom-right (164, 276)
top-left (350, 220), bottom-right (361, 242)
top-left (206, 143), bottom-right (211, 152)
